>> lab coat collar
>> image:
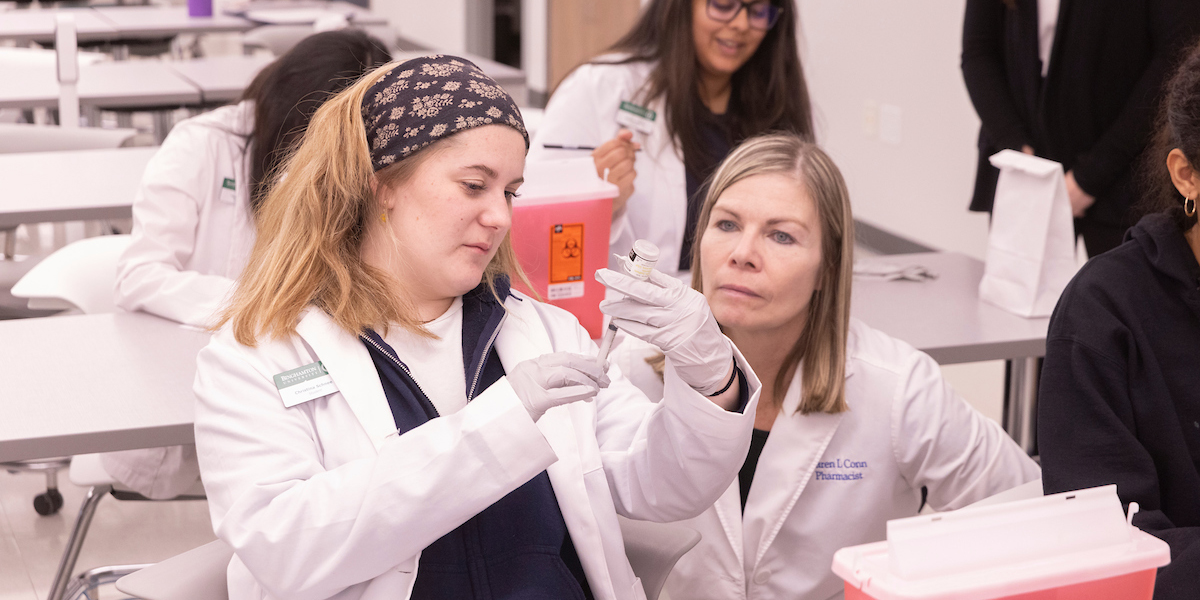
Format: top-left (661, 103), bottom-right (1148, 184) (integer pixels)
top-left (738, 362), bottom-right (845, 575)
top-left (294, 309), bottom-right (397, 451)
top-left (493, 294), bottom-right (617, 600)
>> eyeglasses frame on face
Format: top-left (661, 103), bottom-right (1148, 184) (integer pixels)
top-left (705, 0), bottom-right (782, 31)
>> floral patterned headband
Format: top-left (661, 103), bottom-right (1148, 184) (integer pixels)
top-left (360, 54), bottom-right (529, 172)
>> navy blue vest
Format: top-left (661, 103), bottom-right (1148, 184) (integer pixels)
top-left (360, 279), bottom-right (594, 600)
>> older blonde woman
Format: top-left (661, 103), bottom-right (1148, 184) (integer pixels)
top-left (613, 133), bottom-right (1039, 600)
top-left (192, 55), bottom-right (759, 600)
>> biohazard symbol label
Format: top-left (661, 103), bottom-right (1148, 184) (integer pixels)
top-left (550, 223), bottom-right (584, 284)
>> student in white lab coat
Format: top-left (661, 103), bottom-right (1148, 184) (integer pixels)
top-left (611, 134), bottom-right (1040, 600)
top-left (192, 55), bottom-right (760, 600)
top-left (531, 0), bottom-right (813, 280)
top-left (104, 31), bottom-right (390, 499)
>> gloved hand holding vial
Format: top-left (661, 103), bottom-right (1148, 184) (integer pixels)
top-left (595, 240), bottom-right (739, 404)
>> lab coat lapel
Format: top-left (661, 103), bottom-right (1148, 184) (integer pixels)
top-left (294, 310), bottom-right (396, 452)
top-left (493, 298), bottom-right (616, 600)
top-left (741, 367), bottom-right (846, 573)
top-left (711, 479), bottom-right (746, 569)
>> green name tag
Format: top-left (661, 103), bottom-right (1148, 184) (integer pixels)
top-left (616, 101), bottom-right (657, 135)
top-left (618, 101), bottom-right (656, 121)
top-left (274, 361), bottom-right (337, 407)
top-left (222, 177), bottom-right (236, 191)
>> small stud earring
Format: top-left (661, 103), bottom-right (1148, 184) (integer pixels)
top-left (1185, 196), bottom-right (1196, 218)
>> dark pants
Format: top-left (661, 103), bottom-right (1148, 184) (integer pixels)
top-left (1075, 217), bottom-right (1129, 258)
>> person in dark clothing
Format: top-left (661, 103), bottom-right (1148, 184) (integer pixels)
top-left (961, 0), bottom-right (1200, 256)
top-left (1038, 39), bottom-right (1200, 600)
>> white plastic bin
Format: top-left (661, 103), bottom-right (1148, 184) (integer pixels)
top-left (832, 485), bottom-right (1170, 600)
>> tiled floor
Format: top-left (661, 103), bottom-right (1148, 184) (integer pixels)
top-left (0, 467), bottom-right (215, 600)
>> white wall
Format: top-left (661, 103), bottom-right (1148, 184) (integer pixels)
top-left (522, 0), bottom-right (549, 98)
top-left (376, 0), bottom-right (470, 55)
top-left (798, 0), bottom-right (990, 258)
top-left (797, 0), bottom-right (1007, 422)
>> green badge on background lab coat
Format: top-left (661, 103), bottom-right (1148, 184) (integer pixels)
top-left (616, 101), bottom-right (657, 136)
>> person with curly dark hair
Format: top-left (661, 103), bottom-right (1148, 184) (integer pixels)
top-left (1039, 38), bottom-right (1200, 599)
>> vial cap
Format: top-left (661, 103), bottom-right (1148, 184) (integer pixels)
top-left (630, 240), bottom-right (660, 263)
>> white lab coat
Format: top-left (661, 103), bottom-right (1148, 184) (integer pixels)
top-left (115, 100), bottom-right (257, 328)
top-left (193, 291), bottom-right (761, 600)
top-left (531, 58), bottom-right (692, 280)
top-left (615, 319), bottom-right (1041, 600)
top-left (105, 102), bottom-right (256, 499)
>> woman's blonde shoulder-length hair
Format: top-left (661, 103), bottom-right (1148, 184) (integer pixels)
top-left (690, 132), bottom-right (855, 415)
top-left (216, 60), bottom-right (526, 346)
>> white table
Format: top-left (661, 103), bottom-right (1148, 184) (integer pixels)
top-left (0, 60), bottom-right (201, 110)
top-left (167, 54), bottom-right (274, 104)
top-left (92, 5), bottom-right (256, 39)
top-left (0, 7), bottom-right (120, 44)
top-left (163, 51), bottom-right (528, 109)
top-left (0, 312), bottom-right (211, 463)
top-left (0, 5), bottom-right (255, 44)
top-left (0, 146), bottom-right (155, 229)
top-left (850, 252), bottom-right (1050, 453)
top-left (232, 0), bottom-right (387, 26)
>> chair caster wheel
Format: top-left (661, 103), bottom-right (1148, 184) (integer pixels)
top-left (33, 489), bottom-right (64, 515)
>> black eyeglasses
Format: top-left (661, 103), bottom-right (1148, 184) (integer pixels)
top-left (706, 0), bottom-right (782, 31)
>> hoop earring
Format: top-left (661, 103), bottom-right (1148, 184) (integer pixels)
top-left (1185, 196), bottom-right (1197, 218)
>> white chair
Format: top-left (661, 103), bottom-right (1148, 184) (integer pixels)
top-left (117, 539), bottom-right (232, 600)
top-left (10, 233), bottom-right (130, 313)
top-left (114, 517), bottom-right (701, 600)
top-left (0, 122), bottom-right (137, 154)
top-left (241, 24), bottom-right (315, 56)
top-left (618, 516), bottom-right (701, 600)
top-left (49, 453), bottom-right (205, 600)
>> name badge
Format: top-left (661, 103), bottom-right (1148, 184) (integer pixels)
top-left (274, 361), bottom-right (338, 407)
top-left (616, 101), bottom-right (656, 135)
top-left (219, 176), bottom-right (237, 204)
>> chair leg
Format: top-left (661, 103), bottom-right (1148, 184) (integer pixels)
top-left (63, 564), bottom-right (151, 600)
top-left (2, 227), bottom-right (15, 259)
top-left (47, 484), bottom-right (112, 600)
top-left (36, 467), bottom-right (65, 516)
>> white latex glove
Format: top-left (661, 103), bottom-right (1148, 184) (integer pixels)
top-left (508, 352), bottom-right (611, 421)
top-left (595, 258), bottom-right (735, 395)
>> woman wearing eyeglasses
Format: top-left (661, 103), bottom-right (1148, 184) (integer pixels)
top-left (531, 0), bottom-right (812, 280)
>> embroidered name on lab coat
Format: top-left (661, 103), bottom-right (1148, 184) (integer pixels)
top-left (814, 459), bottom-right (868, 481)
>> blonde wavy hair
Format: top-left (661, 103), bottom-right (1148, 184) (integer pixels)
top-left (217, 61), bottom-right (526, 346)
top-left (689, 133), bottom-right (854, 415)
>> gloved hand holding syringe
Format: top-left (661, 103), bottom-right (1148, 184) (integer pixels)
top-left (595, 240), bottom-right (660, 365)
top-left (594, 239), bottom-right (741, 406)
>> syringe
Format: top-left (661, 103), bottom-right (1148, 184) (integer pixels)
top-left (596, 239), bottom-right (660, 366)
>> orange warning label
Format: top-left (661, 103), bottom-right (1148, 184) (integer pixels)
top-left (549, 223), bottom-right (584, 284)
